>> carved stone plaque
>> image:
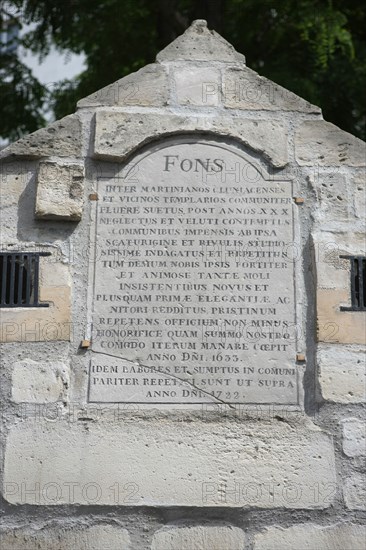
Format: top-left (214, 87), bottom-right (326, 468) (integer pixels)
top-left (88, 138), bottom-right (299, 405)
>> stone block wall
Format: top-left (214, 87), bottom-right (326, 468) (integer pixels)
top-left (0, 20), bottom-right (365, 549)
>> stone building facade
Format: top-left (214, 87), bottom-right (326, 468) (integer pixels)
top-left (0, 20), bottom-right (365, 549)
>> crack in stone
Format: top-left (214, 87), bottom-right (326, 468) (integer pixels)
top-left (90, 349), bottom-right (235, 408)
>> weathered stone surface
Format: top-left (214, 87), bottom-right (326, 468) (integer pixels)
top-left (157, 20), bottom-right (245, 64)
top-left (174, 67), bottom-right (221, 106)
top-left (35, 161), bottom-right (84, 220)
top-left (318, 346), bottom-right (366, 403)
top-left (295, 121), bottom-right (366, 166)
top-left (0, 161), bottom-right (33, 207)
top-left (253, 524), bottom-right (366, 550)
top-left (342, 418), bottom-right (366, 458)
top-left (93, 111), bottom-right (288, 167)
top-left (223, 67), bottom-right (321, 113)
top-left (317, 174), bottom-right (350, 219)
top-left (344, 474), bottom-right (366, 510)
top-left (0, 525), bottom-right (131, 550)
top-left (77, 64), bottom-right (168, 108)
top-left (151, 525), bottom-right (246, 550)
top-left (354, 176), bottom-right (366, 220)
top-left (312, 231), bottom-right (366, 290)
top-left (0, 115), bottom-right (81, 160)
top-left (1, 15), bottom-right (366, 540)
top-left (89, 138), bottom-right (297, 406)
top-left (3, 419), bottom-right (336, 507)
top-left (11, 360), bottom-right (69, 403)
top-left (39, 260), bottom-right (71, 288)
top-left (0, 161), bottom-right (36, 241)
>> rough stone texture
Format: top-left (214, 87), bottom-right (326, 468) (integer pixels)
top-left (77, 64), bottom-right (168, 108)
top-left (174, 67), bottom-right (221, 106)
top-left (253, 524), bottom-right (366, 550)
top-left (354, 176), bottom-right (366, 220)
top-left (317, 174), bottom-right (350, 219)
top-left (295, 120), bottom-right (366, 166)
top-left (3, 418), bottom-right (336, 507)
top-left (342, 418), bottom-right (366, 458)
top-left (318, 346), bottom-right (366, 403)
top-left (0, 525), bottom-right (131, 550)
top-left (0, 161), bottom-right (32, 207)
top-left (35, 161), bottom-right (84, 220)
top-left (93, 111), bottom-right (288, 167)
top-left (1, 16), bottom-right (366, 543)
top-left (312, 233), bottom-right (352, 290)
top-left (11, 359), bottom-right (69, 403)
top-left (0, 114), bottom-right (81, 160)
top-left (343, 474), bottom-right (366, 510)
top-left (157, 20), bottom-right (245, 64)
top-left (223, 67), bottom-right (321, 113)
top-left (0, 161), bottom-right (36, 241)
top-left (151, 525), bottom-right (246, 550)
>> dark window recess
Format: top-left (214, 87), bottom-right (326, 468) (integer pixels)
top-left (340, 256), bottom-right (366, 311)
top-left (0, 252), bottom-right (51, 308)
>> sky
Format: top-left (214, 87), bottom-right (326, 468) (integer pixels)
top-left (0, 13), bottom-right (86, 146)
top-left (3, 3), bottom-right (86, 88)
top-left (19, 35), bottom-right (86, 88)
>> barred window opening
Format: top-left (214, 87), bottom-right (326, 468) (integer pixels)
top-left (340, 256), bottom-right (366, 311)
top-left (0, 252), bottom-right (50, 308)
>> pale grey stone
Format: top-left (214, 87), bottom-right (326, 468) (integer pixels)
top-left (223, 67), bottom-right (321, 113)
top-left (93, 111), bottom-right (288, 167)
top-left (1, 12), bottom-right (365, 537)
top-left (317, 346), bottom-right (366, 403)
top-left (35, 161), bottom-right (84, 220)
top-left (77, 64), bottom-right (168, 108)
top-left (0, 115), bottom-right (81, 160)
top-left (11, 359), bottom-right (69, 403)
top-left (3, 418), bottom-right (336, 508)
top-left (342, 418), bottom-right (366, 458)
top-left (151, 525), bottom-right (246, 550)
top-left (317, 174), bottom-right (349, 219)
top-left (295, 121), bottom-right (366, 166)
top-left (157, 20), bottom-right (245, 64)
top-left (0, 525), bottom-right (131, 550)
top-left (174, 67), bottom-right (221, 106)
top-left (354, 176), bottom-right (366, 220)
top-left (89, 138), bottom-right (297, 406)
top-left (344, 474), bottom-right (366, 510)
top-left (253, 524), bottom-right (366, 550)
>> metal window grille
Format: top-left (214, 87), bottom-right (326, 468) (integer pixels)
top-left (0, 252), bottom-right (50, 308)
top-left (340, 255), bottom-right (366, 311)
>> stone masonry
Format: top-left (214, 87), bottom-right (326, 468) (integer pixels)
top-left (0, 20), bottom-right (365, 550)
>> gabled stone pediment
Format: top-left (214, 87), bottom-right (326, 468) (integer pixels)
top-left (0, 18), bottom-right (365, 221)
top-left (2, 19), bottom-right (365, 168)
top-left (156, 19), bottom-right (245, 63)
top-left (0, 114), bottom-right (81, 161)
top-left (76, 19), bottom-right (320, 114)
top-left (77, 64), bottom-right (169, 109)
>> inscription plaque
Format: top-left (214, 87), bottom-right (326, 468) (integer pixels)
top-left (88, 138), bottom-right (299, 405)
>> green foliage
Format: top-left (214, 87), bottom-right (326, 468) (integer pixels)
top-left (1, 0), bottom-right (365, 141)
top-left (0, 4), bottom-right (46, 140)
